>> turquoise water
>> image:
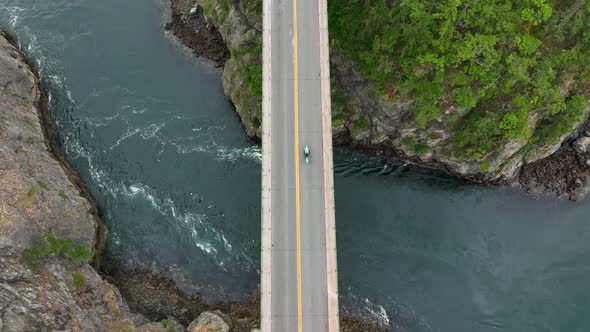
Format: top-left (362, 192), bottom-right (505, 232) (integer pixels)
top-left (3, 0), bottom-right (590, 330)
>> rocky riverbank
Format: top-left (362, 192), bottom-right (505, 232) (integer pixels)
top-left (0, 29), bottom-right (258, 332)
top-left (167, 0), bottom-right (590, 200)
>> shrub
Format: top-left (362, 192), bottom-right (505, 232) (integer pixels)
top-left (353, 117), bottom-right (369, 129)
top-left (415, 143), bottom-right (432, 158)
top-left (203, 0), bottom-right (214, 16)
top-left (241, 0), bottom-right (262, 16)
top-left (27, 186), bottom-right (37, 198)
top-left (218, 0), bottom-right (230, 23)
top-left (73, 273), bottom-right (85, 287)
top-left (532, 95), bottom-right (587, 145)
top-left (453, 110), bottom-right (501, 159)
top-left (23, 233), bottom-right (93, 270)
top-left (36, 180), bottom-right (48, 190)
top-left (161, 319), bottom-right (170, 328)
top-left (236, 37), bottom-right (263, 123)
top-left (252, 117), bottom-right (261, 129)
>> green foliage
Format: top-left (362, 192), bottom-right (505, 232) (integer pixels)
top-left (498, 113), bottom-right (520, 131)
top-left (329, 0), bottom-right (590, 158)
top-left (241, 0), bottom-right (262, 16)
top-left (415, 103), bottom-right (441, 129)
top-left (23, 233), bottom-right (93, 270)
top-left (453, 110), bottom-right (501, 159)
top-left (415, 143), bottom-right (432, 158)
top-left (237, 37), bottom-right (263, 121)
top-left (252, 117), bottom-right (261, 129)
top-left (353, 116), bottom-right (369, 129)
top-left (520, 0), bottom-right (552, 25)
top-left (218, 0), bottom-right (230, 24)
top-left (23, 116), bottom-right (35, 127)
top-left (498, 95), bottom-right (531, 139)
top-left (480, 161), bottom-right (491, 172)
top-left (58, 191), bottom-right (67, 199)
top-left (401, 137), bottom-right (432, 158)
top-left (533, 95), bottom-right (588, 145)
top-left (27, 186), bottom-right (37, 198)
top-left (515, 34), bottom-right (542, 55)
top-left (332, 116), bottom-right (345, 127)
top-left (203, 0), bottom-right (214, 15)
top-left (36, 180), bottom-right (48, 190)
top-left (14, 146), bottom-right (23, 154)
top-left (73, 273), bottom-right (85, 287)
top-left (547, 90), bottom-right (567, 115)
top-left (454, 87), bottom-right (477, 110)
top-left (401, 137), bottom-right (415, 147)
top-left (161, 319), bottom-right (170, 328)
top-left (245, 61), bottom-right (262, 112)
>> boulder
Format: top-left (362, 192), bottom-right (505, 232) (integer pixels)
top-left (573, 136), bottom-right (590, 153)
top-left (187, 311), bottom-right (230, 332)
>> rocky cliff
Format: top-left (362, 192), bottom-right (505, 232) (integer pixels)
top-left (166, 0), bottom-right (262, 139)
top-left (168, 0), bottom-right (590, 200)
top-left (0, 29), bottom-right (191, 332)
top-left (0, 30), bottom-right (258, 332)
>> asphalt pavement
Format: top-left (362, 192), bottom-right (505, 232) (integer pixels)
top-left (261, 0), bottom-right (335, 330)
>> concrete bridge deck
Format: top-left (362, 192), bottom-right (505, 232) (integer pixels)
top-left (260, 0), bottom-right (339, 331)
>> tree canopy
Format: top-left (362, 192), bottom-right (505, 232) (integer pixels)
top-left (329, 0), bottom-right (590, 158)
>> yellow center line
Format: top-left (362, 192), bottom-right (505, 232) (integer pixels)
top-left (292, 0), bottom-right (302, 330)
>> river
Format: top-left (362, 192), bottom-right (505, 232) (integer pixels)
top-left (2, 0), bottom-right (590, 331)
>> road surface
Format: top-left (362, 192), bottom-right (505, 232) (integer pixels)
top-left (261, 0), bottom-right (339, 330)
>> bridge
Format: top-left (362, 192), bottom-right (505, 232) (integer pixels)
top-left (260, 0), bottom-right (339, 330)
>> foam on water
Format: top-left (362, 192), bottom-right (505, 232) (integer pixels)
top-left (168, 139), bottom-right (262, 163)
top-left (2, 5), bottom-right (24, 28)
top-left (362, 297), bottom-right (390, 326)
top-left (120, 181), bottom-right (253, 273)
top-left (106, 128), bottom-right (142, 151)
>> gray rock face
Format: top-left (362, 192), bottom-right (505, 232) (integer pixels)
top-left (0, 30), bottom-right (96, 261)
top-left (187, 311), bottom-right (231, 332)
top-left (165, 0), bottom-right (229, 66)
top-left (169, 0), bottom-right (263, 139)
top-left (0, 30), bottom-right (185, 332)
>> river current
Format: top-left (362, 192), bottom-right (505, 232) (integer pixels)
top-left (2, 0), bottom-right (590, 331)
